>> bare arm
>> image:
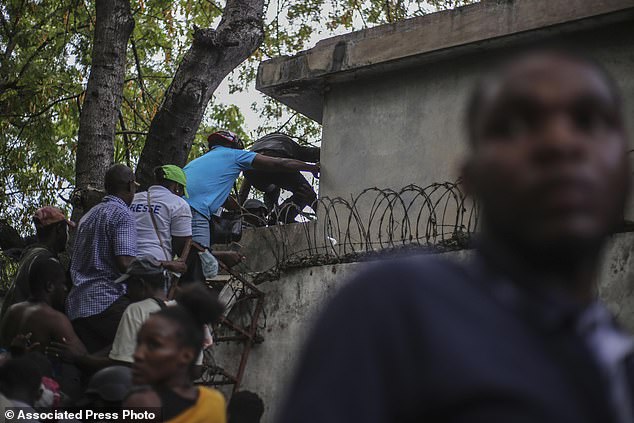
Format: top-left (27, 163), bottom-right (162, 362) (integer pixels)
top-left (75, 355), bottom-right (129, 372)
top-left (172, 236), bottom-right (191, 258)
top-left (115, 255), bottom-right (135, 273)
top-left (123, 390), bottom-right (161, 408)
top-left (46, 339), bottom-right (130, 372)
top-left (252, 154), bottom-right (319, 177)
top-left (212, 251), bottom-right (245, 268)
top-left (53, 316), bottom-right (87, 356)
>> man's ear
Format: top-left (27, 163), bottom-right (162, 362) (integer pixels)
top-left (140, 279), bottom-right (152, 295)
top-left (55, 222), bottom-right (65, 237)
top-left (45, 279), bottom-right (55, 293)
top-left (178, 347), bottom-right (195, 367)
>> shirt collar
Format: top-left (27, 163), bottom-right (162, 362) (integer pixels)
top-left (149, 185), bottom-right (171, 194)
top-left (103, 195), bottom-right (128, 208)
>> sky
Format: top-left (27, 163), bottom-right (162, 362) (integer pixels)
top-left (211, 0), bottom-right (445, 140)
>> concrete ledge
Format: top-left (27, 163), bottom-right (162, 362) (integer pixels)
top-left (256, 0), bottom-right (634, 122)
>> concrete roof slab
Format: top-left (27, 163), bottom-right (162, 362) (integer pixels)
top-left (257, 0), bottom-right (634, 123)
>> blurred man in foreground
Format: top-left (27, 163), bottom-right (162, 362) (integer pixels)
top-left (277, 50), bottom-right (632, 423)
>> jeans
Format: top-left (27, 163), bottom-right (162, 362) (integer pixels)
top-left (243, 169), bottom-right (316, 223)
top-left (191, 208), bottom-right (211, 249)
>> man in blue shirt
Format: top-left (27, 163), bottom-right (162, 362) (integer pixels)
top-left (66, 164), bottom-right (138, 353)
top-left (184, 130), bottom-right (320, 248)
top-left (278, 50), bottom-right (633, 423)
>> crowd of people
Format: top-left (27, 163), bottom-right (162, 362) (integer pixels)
top-left (0, 131), bottom-right (307, 421)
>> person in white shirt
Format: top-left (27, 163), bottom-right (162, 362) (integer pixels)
top-left (130, 165), bottom-right (244, 274)
top-left (109, 258), bottom-right (214, 372)
top-left (130, 165), bottom-right (191, 273)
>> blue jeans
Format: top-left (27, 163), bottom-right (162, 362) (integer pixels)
top-left (191, 208), bottom-right (211, 249)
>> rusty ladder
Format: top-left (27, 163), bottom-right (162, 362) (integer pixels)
top-left (200, 265), bottom-right (265, 393)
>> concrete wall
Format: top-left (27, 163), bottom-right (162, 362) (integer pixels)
top-left (213, 262), bottom-right (362, 421)
top-left (212, 232), bottom-right (634, 422)
top-left (319, 21), bottom-right (634, 210)
top-left (597, 233), bottom-right (634, 327)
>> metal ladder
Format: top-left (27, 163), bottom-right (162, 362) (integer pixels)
top-left (199, 266), bottom-right (265, 393)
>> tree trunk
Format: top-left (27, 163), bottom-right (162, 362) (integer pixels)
top-left (73, 0), bottom-right (134, 219)
top-left (135, 0), bottom-right (265, 188)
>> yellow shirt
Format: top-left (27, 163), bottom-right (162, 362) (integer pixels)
top-left (166, 387), bottom-right (226, 423)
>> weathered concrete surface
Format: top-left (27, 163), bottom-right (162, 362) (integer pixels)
top-left (213, 262), bottom-right (362, 421)
top-left (213, 232), bottom-right (634, 422)
top-left (214, 222), bottom-right (315, 273)
top-left (319, 21), bottom-right (634, 204)
top-left (258, 0), bottom-right (634, 122)
top-left (598, 233), bottom-right (634, 329)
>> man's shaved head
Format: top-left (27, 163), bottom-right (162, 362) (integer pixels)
top-left (104, 164), bottom-right (137, 205)
top-left (28, 257), bottom-right (67, 310)
top-left (462, 49), bottom-right (629, 263)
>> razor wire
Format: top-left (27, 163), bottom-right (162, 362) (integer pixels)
top-left (238, 181), bottom-right (479, 281)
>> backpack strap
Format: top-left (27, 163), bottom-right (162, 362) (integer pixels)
top-left (147, 189), bottom-right (171, 261)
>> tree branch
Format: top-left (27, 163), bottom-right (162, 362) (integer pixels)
top-left (122, 95), bottom-right (150, 126)
top-left (135, 0), bottom-right (265, 188)
top-left (130, 36), bottom-right (148, 104)
top-left (16, 25), bottom-right (89, 81)
top-left (0, 92), bottom-right (83, 119)
top-left (117, 111), bottom-right (132, 167)
top-left (116, 130), bottom-right (147, 136)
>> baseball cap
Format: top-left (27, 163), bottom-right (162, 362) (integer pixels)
top-left (207, 130), bottom-right (243, 149)
top-left (161, 165), bottom-right (188, 197)
top-left (114, 257), bottom-right (165, 284)
top-left (33, 206), bottom-right (76, 229)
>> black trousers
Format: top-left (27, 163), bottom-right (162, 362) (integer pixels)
top-left (72, 295), bottom-right (131, 354)
top-left (244, 148), bottom-right (319, 223)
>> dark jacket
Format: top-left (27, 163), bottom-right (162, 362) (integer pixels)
top-left (250, 133), bottom-right (320, 163)
top-left (277, 253), bottom-right (623, 423)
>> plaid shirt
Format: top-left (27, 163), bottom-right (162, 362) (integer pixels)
top-left (66, 195), bottom-right (137, 320)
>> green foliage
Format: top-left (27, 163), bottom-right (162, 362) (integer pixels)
top-left (115, 0), bottom-right (224, 169)
top-left (0, 0), bottom-right (93, 229)
top-left (1, 0), bottom-right (476, 232)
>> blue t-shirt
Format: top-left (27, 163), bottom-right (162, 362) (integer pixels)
top-left (184, 146), bottom-right (257, 218)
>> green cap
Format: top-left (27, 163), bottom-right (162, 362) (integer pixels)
top-left (161, 165), bottom-right (188, 197)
